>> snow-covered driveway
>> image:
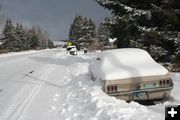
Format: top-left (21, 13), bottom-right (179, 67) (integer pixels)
top-left (0, 48), bottom-right (179, 120)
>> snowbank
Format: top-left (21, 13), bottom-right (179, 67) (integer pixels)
top-left (0, 49), bottom-right (179, 120)
top-left (90, 48), bottom-right (168, 80)
top-left (28, 56), bottom-right (164, 120)
top-left (0, 49), bottom-right (51, 58)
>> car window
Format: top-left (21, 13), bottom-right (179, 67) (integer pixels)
top-left (67, 48), bottom-right (72, 51)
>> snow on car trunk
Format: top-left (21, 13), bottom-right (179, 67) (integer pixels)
top-left (90, 48), bottom-right (168, 80)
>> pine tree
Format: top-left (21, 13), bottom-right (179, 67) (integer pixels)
top-left (69, 15), bottom-right (96, 47)
top-left (69, 15), bottom-right (84, 43)
top-left (33, 26), bottom-right (49, 49)
top-left (175, 32), bottom-right (180, 63)
top-left (96, 0), bottom-right (180, 62)
top-left (15, 23), bottom-right (27, 51)
top-left (26, 28), bottom-right (39, 49)
top-left (80, 18), bottom-right (96, 45)
top-left (1, 18), bottom-right (16, 51)
top-left (24, 25), bottom-right (50, 50)
top-left (97, 17), bottom-right (111, 46)
top-left (0, 18), bottom-right (51, 52)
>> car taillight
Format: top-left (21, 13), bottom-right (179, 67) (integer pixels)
top-left (159, 80), bottom-right (171, 86)
top-left (163, 80), bottom-right (166, 85)
top-left (107, 86), bottom-right (110, 91)
top-left (111, 86), bottom-right (114, 91)
top-left (107, 85), bottom-right (118, 92)
top-left (115, 86), bottom-right (117, 91)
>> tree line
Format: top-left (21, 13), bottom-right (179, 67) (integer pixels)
top-left (0, 18), bottom-right (54, 52)
top-left (69, 15), bottom-right (112, 51)
top-left (68, 0), bottom-right (180, 65)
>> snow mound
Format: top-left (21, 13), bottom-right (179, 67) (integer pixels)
top-left (0, 49), bottom-right (51, 58)
top-left (51, 55), bottom-right (165, 120)
top-left (90, 48), bottom-right (168, 80)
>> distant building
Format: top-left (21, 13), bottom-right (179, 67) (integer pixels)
top-left (53, 40), bottom-right (66, 47)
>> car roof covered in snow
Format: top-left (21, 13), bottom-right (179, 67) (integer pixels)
top-left (90, 48), bottom-right (168, 81)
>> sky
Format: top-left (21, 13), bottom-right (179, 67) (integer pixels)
top-left (0, 0), bottom-right (111, 40)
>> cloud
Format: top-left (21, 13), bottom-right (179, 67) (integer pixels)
top-left (0, 0), bottom-right (110, 40)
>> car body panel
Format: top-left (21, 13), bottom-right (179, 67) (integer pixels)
top-left (89, 48), bottom-right (168, 81)
top-left (89, 48), bottom-right (173, 101)
top-left (101, 73), bottom-right (173, 101)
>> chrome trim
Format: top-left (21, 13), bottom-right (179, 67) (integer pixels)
top-left (108, 86), bottom-right (173, 96)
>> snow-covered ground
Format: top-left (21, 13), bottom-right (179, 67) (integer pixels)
top-left (0, 49), bottom-right (52, 58)
top-left (0, 48), bottom-right (179, 120)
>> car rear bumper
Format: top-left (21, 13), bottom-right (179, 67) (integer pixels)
top-left (108, 86), bottom-right (173, 101)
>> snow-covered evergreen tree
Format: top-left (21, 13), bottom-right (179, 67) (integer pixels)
top-left (32, 26), bottom-right (49, 49)
top-left (69, 15), bottom-right (84, 43)
top-left (80, 18), bottom-right (96, 45)
top-left (26, 28), bottom-right (39, 49)
top-left (69, 15), bottom-right (96, 47)
top-left (96, 0), bottom-right (180, 62)
top-left (0, 18), bottom-right (16, 51)
top-left (15, 23), bottom-right (28, 51)
top-left (97, 17), bottom-right (111, 46)
top-left (175, 32), bottom-right (180, 63)
top-left (0, 18), bottom-right (52, 52)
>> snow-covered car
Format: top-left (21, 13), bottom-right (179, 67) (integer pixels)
top-left (66, 46), bottom-right (78, 55)
top-left (89, 48), bottom-right (173, 101)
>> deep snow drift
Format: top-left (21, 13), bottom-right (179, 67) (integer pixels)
top-left (89, 48), bottom-right (168, 80)
top-left (0, 48), bottom-right (179, 120)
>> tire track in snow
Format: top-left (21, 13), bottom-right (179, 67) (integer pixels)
top-left (3, 65), bottom-right (54, 120)
top-left (7, 83), bottom-right (41, 120)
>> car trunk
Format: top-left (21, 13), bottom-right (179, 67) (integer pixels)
top-left (104, 74), bottom-right (172, 92)
top-left (101, 73), bottom-right (173, 101)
